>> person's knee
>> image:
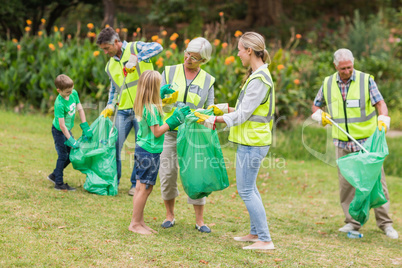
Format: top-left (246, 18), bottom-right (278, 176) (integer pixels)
top-left (237, 189), bottom-right (253, 201)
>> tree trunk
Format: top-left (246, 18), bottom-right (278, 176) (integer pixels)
top-left (246, 0), bottom-right (284, 27)
top-left (102, 0), bottom-right (115, 27)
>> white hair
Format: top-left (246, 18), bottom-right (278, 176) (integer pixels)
top-left (333, 48), bottom-right (354, 66)
top-left (186, 37), bottom-right (212, 64)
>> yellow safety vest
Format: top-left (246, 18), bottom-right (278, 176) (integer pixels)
top-left (163, 64), bottom-right (215, 130)
top-left (323, 70), bottom-right (377, 141)
top-left (228, 68), bottom-right (275, 146)
top-left (105, 42), bottom-right (154, 110)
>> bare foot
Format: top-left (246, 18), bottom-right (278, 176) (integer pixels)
top-left (142, 223), bottom-right (158, 234)
top-left (128, 223), bottom-right (152, 235)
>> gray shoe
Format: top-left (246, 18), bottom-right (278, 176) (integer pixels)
top-left (161, 219), bottom-right (175, 228)
top-left (128, 187), bottom-right (135, 196)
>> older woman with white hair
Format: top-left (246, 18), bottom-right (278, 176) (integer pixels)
top-left (158, 37), bottom-right (215, 233)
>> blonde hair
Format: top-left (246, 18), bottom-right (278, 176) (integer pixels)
top-left (134, 70), bottom-right (163, 120)
top-left (55, 74), bottom-right (74, 90)
top-left (239, 32), bottom-right (270, 87)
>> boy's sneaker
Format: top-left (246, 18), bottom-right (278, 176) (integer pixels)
top-left (55, 183), bottom-right (76, 191)
top-left (47, 173), bottom-right (56, 184)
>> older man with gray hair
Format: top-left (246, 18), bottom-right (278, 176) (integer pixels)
top-left (96, 27), bottom-right (163, 195)
top-left (311, 48), bottom-right (398, 239)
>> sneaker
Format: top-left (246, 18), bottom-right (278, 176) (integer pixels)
top-left (161, 219), bottom-right (175, 228)
top-left (128, 187), bottom-right (136, 196)
top-left (338, 223), bottom-right (356, 233)
top-left (47, 173), bottom-right (56, 184)
top-left (55, 183), bottom-right (76, 191)
top-left (195, 224), bottom-right (211, 233)
top-left (384, 226), bottom-right (399, 239)
top-left (243, 242), bottom-right (275, 250)
top-left (234, 236), bottom-right (259, 242)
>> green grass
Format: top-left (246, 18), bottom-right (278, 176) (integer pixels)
top-left (0, 110), bottom-right (401, 267)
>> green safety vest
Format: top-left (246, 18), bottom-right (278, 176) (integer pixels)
top-left (163, 64), bottom-right (215, 130)
top-left (105, 42), bottom-right (154, 110)
top-left (228, 68), bottom-right (275, 146)
top-left (323, 70), bottom-right (377, 141)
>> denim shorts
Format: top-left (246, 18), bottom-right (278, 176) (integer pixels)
top-left (134, 145), bottom-right (161, 186)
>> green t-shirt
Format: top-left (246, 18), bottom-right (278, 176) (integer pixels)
top-left (136, 104), bottom-right (164, 153)
top-left (52, 89), bottom-right (81, 131)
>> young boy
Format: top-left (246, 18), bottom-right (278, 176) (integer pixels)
top-left (47, 74), bottom-right (93, 191)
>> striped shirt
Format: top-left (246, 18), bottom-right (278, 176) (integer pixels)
top-left (107, 41), bottom-right (163, 104)
top-left (313, 70), bottom-right (384, 152)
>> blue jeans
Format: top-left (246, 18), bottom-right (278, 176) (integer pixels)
top-left (236, 144), bottom-right (272, 242)
top-left (134, 145), bottom-right (161, 187)
top-left (115, 109), bottom-right (139, 188)
top-left (51, 125), bottom-right (72, 185)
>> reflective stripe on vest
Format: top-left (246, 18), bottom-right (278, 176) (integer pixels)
top-left (166, 64), bottom-right (213, 109)
top-left (163, 64), bottom-right (215, 130)
top-left (105, 42), bottom-right (154, 110)
top-left (237, 70), bottom-right (274, 123)
top-left (228, 68), bottom-right (275, 146)
top-left (323, 70), bottom-right (377, 141)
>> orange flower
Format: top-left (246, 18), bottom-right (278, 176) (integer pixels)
top-left (54, 26), bottom-right (58, 32)
top-left (151, 35), bottom-right (159, 42)
top-left (38, 31), bottom-right (43, 36)
top-left (157, 38), bottom-right (163, 45)
top-left (221, 42), bottom-right (228, 49)
top-left (161, 30), bottom-right (167, 36)
top-left (165, 50), bottom-right (172, 59)
top-left (277, 64), bottom-right (285, 71)
top-left (17, 45), bottom-right (21, 50)
top-left (105, 24), bottom-right (110, 28)
top-left (25, 27), bottom-right (31, 32)
top-left (49, 44), bottom-right (55, 51)
top-left (136, 27), bottom-right (141, 33)
top-left (93, 51), bottom-right (100, 57)
top-left (58, 42), bottom-right (63, 48)
top-left (87, 32), bottom-right (96, 38)
top-left (26, 19), bottom-right (32, 25)
top-left (60, 27), bottom-right (65, 32)
top-left (170, 43), bottom-right (177, 50)
top-left (122, 28), bottom-right (128, 33)
top-left (219, 12), bottom-right (224, 17)
top-left (115, 28), bottom-right (120, 33)
top-left (234, 30), bottom-right (243, 37)
top-left (184, 39), bottom-right (190, 46)
top-left (170, 33), bottom-right (179, 41)
top-left (293, 79), bottom-right (300, 85)
top-left (213, 39), bottom-right (221, 46)
top-left (12, 38), bottom-right (18, 43)
top-left (41, 18), bottom-right (46, 24)
top-left (296, 34), bottom-right (302, 39)
top-left (67, 34), bottom-right (72, 39)
top-left (155, 57), bottom-right (164, 68)
top-left (133, 32), bottom-right (138, 37)
top-left (224, 56), bottom-right (235, 65)
top-left (87, 23), bottom-right (94, 30)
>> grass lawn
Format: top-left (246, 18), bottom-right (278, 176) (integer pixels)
top-left (0, 110), bottom-right (401, 267)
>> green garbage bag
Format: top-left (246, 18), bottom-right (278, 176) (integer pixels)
top-left (337, 128), bottom-right (388, 225)
top-left (177, 109), bottom-right (229, 199)
top-left (70, 115), bottom-right (118, 196)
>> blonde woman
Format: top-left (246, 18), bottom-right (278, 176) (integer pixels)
top-left (195, 32), bottom-right (275, 250)
top-left (128, 70), bottom-right (190, 235)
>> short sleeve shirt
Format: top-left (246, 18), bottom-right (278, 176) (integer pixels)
top-left (52, 90), bottom-right (80, 131)
top-left (136, 105), bottom-right (164, 153)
